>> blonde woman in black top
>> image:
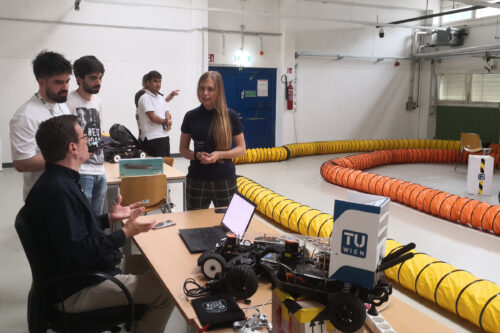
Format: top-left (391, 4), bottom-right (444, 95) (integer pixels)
top-left (180, 71), bottom-right (246, 210)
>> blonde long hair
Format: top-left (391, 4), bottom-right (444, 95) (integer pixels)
top-left (197, 71), bottom-right (232, 151)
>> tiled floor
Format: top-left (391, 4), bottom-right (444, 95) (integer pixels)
top-left (1, 154), bottom-right (499, 332)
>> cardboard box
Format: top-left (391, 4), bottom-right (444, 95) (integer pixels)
top-left (272, 288), bottom-right (334, 333)
top-left (119, 157), bottom-right (163, 178)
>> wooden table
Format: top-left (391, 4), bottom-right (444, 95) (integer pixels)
top-left (133, 210), bottom-right (453, 332)
top-left (105, 161), bottom-right (187, 210)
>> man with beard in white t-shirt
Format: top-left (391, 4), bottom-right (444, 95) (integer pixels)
top-left (10, 50), bottom-right (72, 200)
top-left (66, 55), bottom-right (107, 216)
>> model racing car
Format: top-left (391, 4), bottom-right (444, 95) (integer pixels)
top-left (198, 232), bottom-right (414, 332)
top-left (103, 123), bottom-right (145, 163)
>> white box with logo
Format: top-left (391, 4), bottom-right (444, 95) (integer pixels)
top-left (329, 191), bottom-right (389, 289)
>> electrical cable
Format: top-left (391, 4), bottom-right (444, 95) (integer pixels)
top-left (259, 296), bottom-right (272, 313)
top-left (376, 295), bottom-right (391, 313)
top-left (183, 278), bottom-right (213, 298)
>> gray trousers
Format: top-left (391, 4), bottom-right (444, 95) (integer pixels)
top-left (60, 266), bottom-right (174, 333)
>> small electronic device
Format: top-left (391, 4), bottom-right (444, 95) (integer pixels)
top-left (153, 220), bottom-right (176, 230)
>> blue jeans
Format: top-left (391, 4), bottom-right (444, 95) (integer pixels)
top-left (79, 174), bottom-right (107, 216)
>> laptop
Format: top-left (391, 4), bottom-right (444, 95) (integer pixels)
top-left (179, 192), bottom-right (257, 253)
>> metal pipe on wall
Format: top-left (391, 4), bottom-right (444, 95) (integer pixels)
top-left (414, 44), bottom-right (500, 59)
top-left (295, 52), bottom-right (410, 61)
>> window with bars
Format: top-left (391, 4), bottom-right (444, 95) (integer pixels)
top-left (441, 8), bottom-right (473, 24)
top-left (438, 73), bottom-right (500, 103)
top-left (440, 1), bottom-right (500, 23)
top-left (471, 73), bottom-right (500, 102)
top-left (438, 74), bottom-right (468, 101)
top-left (476, 7), bottom-right (500, 19)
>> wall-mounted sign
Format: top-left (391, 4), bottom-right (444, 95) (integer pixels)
top-left (287, 67), bottom-right (293, 74)
top-left (257, 80), bottom-right (268, 97)
top-left (245, 90), bottom-right (257, 98)
top-left (208, 54), bottom-right (214, 62)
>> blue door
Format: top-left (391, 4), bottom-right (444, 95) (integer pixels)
top-left (209, 67), bottom-right (276, 148)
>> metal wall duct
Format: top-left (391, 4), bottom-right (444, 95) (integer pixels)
top-left (414, 44), bottom-right (500, 59)
top-left (295, 52), bottom-right (410, 61)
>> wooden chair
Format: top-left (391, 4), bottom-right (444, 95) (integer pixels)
top-left (455, 133), bottom-right (491, 170)
top-left (120, 174), bottom-right (167, 213)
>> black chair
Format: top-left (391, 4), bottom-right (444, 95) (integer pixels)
top-left (15, 206), bottom-right (147, 333)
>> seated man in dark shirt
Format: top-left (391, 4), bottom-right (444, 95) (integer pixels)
top-left (24, 114), bottom-right (173, 333)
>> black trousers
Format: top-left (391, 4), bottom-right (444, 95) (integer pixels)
top-left (186, 177), bottom-right (237, 210)
top-left (142, 136), bottom-right (170, 157)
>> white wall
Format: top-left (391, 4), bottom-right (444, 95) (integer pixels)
top-left (208, 0), bottom-right (281, 68)
top-left (0, 0), bottom-right (208, 164)
top-left (207, 0), bottom-right (435, 146)
top-left (6, 0), bottom-right (497, 164)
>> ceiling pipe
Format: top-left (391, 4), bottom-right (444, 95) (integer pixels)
top-left (301, 0), bottom-right (424, 11)
top-left (384, 1), bottom-right (500, 26)
top-left (383, 5), bottom-right (483, 26)
top-left (295, 51), bottom-right (410, 61)
top-left (85, 0), bottom-right (445, 31)
top-left (413, 44), bottom-right (500, 59)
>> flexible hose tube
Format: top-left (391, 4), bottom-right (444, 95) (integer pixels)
top-left (233, 139), bottom-right (499, 331)
top-left (233, 147), bottom-right (289, 164)
top-left (385, 240), bottom-right (500, 332)
top-left (233, 139), bottom-right (461, 165)
top-left (237, 176), bottom-right (333, 237)
top-left (236, 176), bottom-right (500, 332)
top-left (320, 149), bottom-right (500, 235)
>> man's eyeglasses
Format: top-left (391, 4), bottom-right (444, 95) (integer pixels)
top-left (78, 135), bottom-right (89, 142)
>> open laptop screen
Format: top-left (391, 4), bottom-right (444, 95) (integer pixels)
top-left (221, 193), bottom-right (256, 237)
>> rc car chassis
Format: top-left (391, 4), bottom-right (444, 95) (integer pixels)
top-left (198, 233), bottom-right (414, 332)
top-left (103, 124), bottom-right (145, 163)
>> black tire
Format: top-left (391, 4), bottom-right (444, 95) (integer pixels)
top-left (225, 265), bottom-right (258, 299)
top-left (200, 253), bottom-right (226, 279)
top-left (327, 292), bottom-right (366, 333)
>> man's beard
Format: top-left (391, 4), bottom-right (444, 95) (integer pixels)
top-left (83, 81), bottom-right (100, 94)
top-left (46, 88), bottom-right (68, 103)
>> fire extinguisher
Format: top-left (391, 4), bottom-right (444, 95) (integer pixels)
top-left (281, 74), bottom-right (294, 111)
top-left (287, 82), bottom-right (294, 110)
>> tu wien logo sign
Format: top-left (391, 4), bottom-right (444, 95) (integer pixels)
top-left (341, 230), bottom-right (368, 258)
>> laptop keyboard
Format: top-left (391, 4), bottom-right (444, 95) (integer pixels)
top-left (197, 228), bottom-right (226, 247)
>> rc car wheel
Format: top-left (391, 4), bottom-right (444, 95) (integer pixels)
top-left (113, 154), bottom-right (121, 163)
top-left (327, 292), bottom-right (366, 333)
top-left (225, 265), bottom-right (258, 299)
top-left (139, 152), bottom-right (146, 158)
top-left (200, 253), bottom-right (226, 279)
